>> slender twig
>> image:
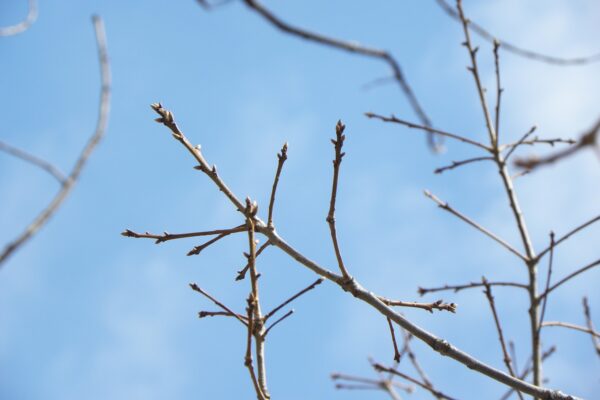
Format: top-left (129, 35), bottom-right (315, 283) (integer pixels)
top-left (509, 341), bottom-right (518, 376)
top-left (237, 0), bottom-right (440, 150)
top-left (541, 321), bottom-right (600, 339)
top-left (424, 190), bottom-right (526, 261)
top-left (121, 225), bottom-right (246, 244)
top-left (147, 104), bottom-right (580, 399)
top-left (245, 295), bottom-right (268, 400)
top-left (493, 40), bottom-right (502, 142)
top-left (264, 278), bottom-right (323, 321)
top-left (499, 347), bottom-right (557, 400)
top-left (0, 16), bottom-right (111, 267)
top-left (263, 309), bottom-right (294, 338)
top-left (199, 310), bottom-right (249, 320)
top-left (503, 126), bottom-right (537, 161)
top-left (538, 232), bottom-right (555, 336)
top-left (0, 0), bottom-right (38, 36)
top-left (366, 112), bottom-right (491, 151)
top-left (387, 318), bottom-right (401, 362)
top-left (537, 215), bottom-right (600, 261)
top-left (267, 142), bottom-right (288, 228)
top-left (0, 141), bottom-right (66, 183)
top-left (482, 278), bottom-right (524, 400)
top-left (419, 281), bottom-right (527, 296)
top-left (434, 156), bottom-right (493, 174)
top-left (582, 297), bottom-right (600, 356)
top-left (434, 0), bottom-right (600, 66)
top-left (236, 241), bottom-right (270, 281)
top-left (379, 297), bottom-right (457, 313)
top-left (373, 363), bottom-right (458, 400)
top-left (327, 121), bottom-right (351, 278)
top-left (538, 258), bottom-right (600, 301)
top-left (187, 228), bottom-right (247, 256)
top-left (514, 117), bottom-right (600, 170)
top-left (190, 283), bottom-right (248, 327)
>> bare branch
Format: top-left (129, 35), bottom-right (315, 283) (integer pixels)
top-left (267, 142), bottom-right (288, 228)
top-left (502, 125), bottom-right (538, 161)
top-left (434, 156), bottom-right (493, 174)
top-left (366, 112), bottom-right (491, 151)
top-left (435, 0), bottom-right (600, 66)
top-left (190, 283), bottom-right (248, 327)
top-left (482, 278), bottom-right (524, 400)
top-left (0, 140), bottom-right (66, 183)
top-left (387, 318), bottom-right (401, 362)
top-left (424, 190), bottom-right (526, 261)
top-left (187, 227), bottom-right (247, 256)
top-left (493, 40), bottom-right (503, 142)
top-left (541, 321), bottom-right (600, 340)
top-left (199, 310), bottom-right (248, 320)
top-left (263, 309), bottom-right (294, 338)
top-left (0, 16), bottom-right (111, 267)
top-left (244, 296), bottom-right (268, 400)
top-left (0, 0), bottom-right (38, 36)
top-left (236, 241), bottom-right (270, 281)
top-left (264, 278), bottom-right (323, 321)
top-left (121, 225), bottom-right (246, 244)
top-left (537, 215), bottom-right (600, 261)
top-left (538, 232), bottom-right (555, 336)
top-left (538, 258), bottom-right (600, 301)
top-left (419, 281), bottom-right (527, 296)
top-left (499, 346), bottom-right (557, 400)
top-left (327, 121), bottom-right (351, 278)
top-left (379, 297), bottom-right (457, 313)
top-left (582, 297), bottom-right (600, 356)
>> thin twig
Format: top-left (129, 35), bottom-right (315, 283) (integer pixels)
top-left (434, 156), bottom-right (493, 174)
top-left (537, 215), bottom-right (600, 261)
top-left (236, 241), bottom-right (270, 281)
top-left (493, 40), bottom-right (502, 142)
top-left (264, 278), bottom-right (323, 321)
top-left (503, 126), bottom-right (537, 160)
top-left (238, 0), bottom-right (440, 150)
top-left (0, 0), bottom-right (38, 36)
top-left (190, 283), bottom-right (248, 327)
top-left (538, 232), bottom-right (555, 337)
top-left (267, 142), bottom-right (288, 228)
top-left (187, 228), bottom-right (247, 256)
top-left (400, 329), bottom-right (440, 399)
top-left (366, 112), bottom-right (491, 151)
top-left (482, 278), bottom-right (525, 400)
top-left (387, 318), bottom-right (401, 362)
top-left (380, 297), bottom-right (457, 313)
top-left (424, 190), bottom-right (526, 261)
top-left (0, 16), bottom-right (111, 267)
top-left (538, 258), bottom-right (600, 301)
top-left (263, 309), bottom-right (294, 338)
top-left (199, 310), bottom-right (249, 320)
top-left (582, 297), bottom-right (600, 356)
top-left (419, 281), bottom-right (527, 296)
top-left (121, 225), bottom-right (246, 244)
top-left (434, 0), bottom-right (600, 66)
top-left (0, 141), bottom-right (66, 183)
top-left (541, 321), bottom-right (600, 339)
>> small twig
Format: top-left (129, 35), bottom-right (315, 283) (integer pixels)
top-left (264, 278), bottom-right (323, 321)
top-left (502, 126), bottom-right (537, 160)
top-left (537, 214), bottom-right (600, 261)
top-left (387, 318), bottom-right (401, 362)
top-left (482, 278), bottom-right (524, 400)
top-left (541, 321), bottom-right (600, 339)
top-left (196, 0), bottom-right (234, 10)
top-left (0, 0), bottom-right (38, 36)
top-left (582, 297), bottom-right (600, 356)
top-left (267, 142), bottom-right (288, 228)
top-left (361, 75), bottom-right (396, 91)
top-left (190, 283), bottom-right (248, 327)
top-left (434, 156), bottom-right (493, 174)
top-left (373, 363), bottom-right (458, 400)
top-left (263, 309), bottom-right (294, 338)
top-left (236, 241), bottom-right (270, 281)
top-left (0, 140), bottom-right (66, 183)
top-left (424, 190), bottom-right (526, 261)
top-left (238, 0), bottom-right (440, 150)
top-left (514, 117), bottom-right (600, 170)
top-left (199, 310), bottom-right (248, 320)
top-left (538, 257), bottom-right (600, 301)
top-left (418, 281), bottom-right (527, 296)
top-left (187, 227), bottom-right (247, 256)
top-left (538, 232), bottom-right (555, 336)
top-left (366, 112), bottom-right (490, 151)
top-left (0, 16), bottom-right (111, 267)
top-left (121, 225), bottom-right (246, 244)
top-left (493, 40), bottom-right (503, 142)
top-left (435, 0), bottom-right (600, 66)
top-left (509, 341), bottom-right (518, 376)
top-left (380, 297), bottom-right (457, 313)
top-left (327, 121), bottom-right (351, 279)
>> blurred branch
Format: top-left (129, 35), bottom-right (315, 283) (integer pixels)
top-left (0, 140), bottom-right (66, 183)
top-left (419, 281), bottom-right (528, 296)
top-left (0, 16), bottom-right (111, 267)
top-left (434, 0), bottom-right (600, 66)
top-left (0, 0), bottom-right (38, 36)
top-left (582, 297), bottom-right (600, 356)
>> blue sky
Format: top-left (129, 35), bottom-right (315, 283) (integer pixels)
top-left (1, 0), bottom-right (599, 399)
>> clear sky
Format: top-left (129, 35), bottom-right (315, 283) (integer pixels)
top-left (1, 0), bottom-right (599, 399)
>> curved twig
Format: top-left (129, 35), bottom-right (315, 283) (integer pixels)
top-left (0, 0), bottom-right (38, 37)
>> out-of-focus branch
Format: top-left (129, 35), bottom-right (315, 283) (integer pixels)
top-left (541, 321), bottom-right (600, 339)
top-left (434, 156), bottom-right (493, 174)
top-left (373, 363), bottom-right (458, 400)
top-left (0, 0), bottom-right (38, 36)
top-left (419, 281), bottom-right (527, 296)
top-left (0, 16), bottom-right (111, 268)
top-left (0, 140), bottom-right (66, 183)
top-left (582, 297), bottom-right (600, 356)
top-left (434, 0), bottom-right (600, 66)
